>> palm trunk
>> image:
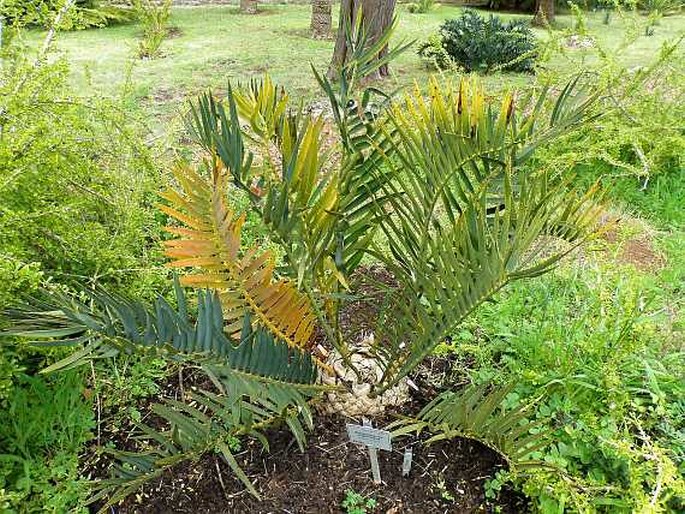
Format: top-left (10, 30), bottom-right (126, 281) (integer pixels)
top-left (533, 0), bottom-right (554, 26)
top-left (329, 0), bottom-right (397, 79)
top-left (240, 0), bottom-right (258, 14)
top-left (311, 0), bottom-right (333, 39)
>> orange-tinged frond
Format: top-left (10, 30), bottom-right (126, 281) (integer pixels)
top-left (160, 162), bottom-right (317, 352)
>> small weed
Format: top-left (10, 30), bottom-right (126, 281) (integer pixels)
top-left (225, 435), bottom-right (242, 452)
top-left (434, 477), bottom-right (456, 502)
top-left (341, 489), bottom-right (377, 514)
top-left (133, 0), bottom-right (172, 59)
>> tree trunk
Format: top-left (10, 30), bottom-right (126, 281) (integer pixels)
top-left (311, 0), bottom-right (332, 39)
top-left (329, 0), bottom-right (397, 80)
top-left (240, 0), bottom-right (258, 14)
top-left (532, 0), bottom-right (554, 26)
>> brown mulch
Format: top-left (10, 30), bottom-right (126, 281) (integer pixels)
top-left (110, 414), bottom-right (525, 514)
top-left (87, 357), bottom-right (526, 514)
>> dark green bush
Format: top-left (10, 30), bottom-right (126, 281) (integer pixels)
top-left (439, 10), bottom-right (537, 73)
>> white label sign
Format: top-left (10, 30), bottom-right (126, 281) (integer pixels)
top-left (346, 424), bottom-right (392, 451)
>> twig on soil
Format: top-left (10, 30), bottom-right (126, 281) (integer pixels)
top-left (90, 361), bottom-right (102, 447)
top-left (214, 459), bottom-right (227, 496)
top-left (226, 489), bottom-right (250, 500)
top-left (317, 441), bottom-right (348, 454)
top-left (421, 458), bottom-right (434, 477)
top-left (178, 366), bottom-right (185, 400)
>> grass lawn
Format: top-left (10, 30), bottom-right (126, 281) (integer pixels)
top-left (35, 4), bottom-right (684, 124)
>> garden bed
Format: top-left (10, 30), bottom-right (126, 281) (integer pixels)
top-left (109, 414), bottom-right (526, 513)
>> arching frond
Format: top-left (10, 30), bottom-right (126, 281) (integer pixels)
top-left (388, 383), bottom-right (550, 468)
top-left (3, 280), bottom-right (320, 384)
top-left (368, 77), bottom-right (603, 392)
top-left (2, 283), bottom-right (328, 512)
top-left (160, 163), bottom-right (318, 355)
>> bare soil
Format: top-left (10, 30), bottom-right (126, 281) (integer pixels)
top-left (602, 227), bottom-right (665, 271)
top-left (111, 415), bottom-right (525, 514)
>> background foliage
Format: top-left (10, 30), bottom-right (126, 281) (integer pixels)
top-left (0, 33), bottom-right (165, 512)
top-left (0, 0), bottom-right (136, 31)
top-left (436, 10), bottom-right (537, 73)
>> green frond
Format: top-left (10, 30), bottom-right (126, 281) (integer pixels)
top-left (388, 383), bottom-right (550, 468)
top-left (366, 76), bottom-right (603, 392)
top-left (89, 378), bottom-right (318, 512)
top-left (233, 75), bottom-right (290, 142)
top-left (2, 280), bottom-right (320, 385)
top-left (3, 281), bottom-right (328, 511)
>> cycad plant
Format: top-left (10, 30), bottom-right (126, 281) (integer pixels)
top-left (3, 28), bottom-right (605, 509)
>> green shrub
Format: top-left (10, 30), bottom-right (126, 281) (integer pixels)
top-left (0, 0), bottom-right (136, 30)
top-left (0, 29), bottom-right (165, 514)
top-left (133, 0), bottom-right (172, 59)
top-left (0, 50), bottom-right (163, 296)
top-left (407, 0), bottom-right (436, 14)
top-left (0, 32), bottom-right (164, 410)
top-left (3, 56), bottom-right (605, 507)
top-left (535, 56), bottom-right (685, 227)
top-left (417, 33), bottom-right (457, 70)
top-left (439, 10), bottom-right (537, 73)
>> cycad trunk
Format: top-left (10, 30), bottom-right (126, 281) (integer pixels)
top-left (533, 0), bottom-right (554, 25)
top-left (329, 0), bottom-right (397, 79)
top-left (240, 0), bottom-right (258, 14)
top-left (311, 0), bottom-right (332, 39)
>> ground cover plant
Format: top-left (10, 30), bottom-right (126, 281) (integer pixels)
top-left (1, 2), bottom-right (684, 513)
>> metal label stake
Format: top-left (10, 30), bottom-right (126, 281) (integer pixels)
top-left (364, 418), bottom-right (381, 484)
top-left (402, 447), bottom-right (413, 477)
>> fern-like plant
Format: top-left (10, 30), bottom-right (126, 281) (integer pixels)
top-left (2, 21), bottom-right (607, 510)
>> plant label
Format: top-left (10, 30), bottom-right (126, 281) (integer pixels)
top-left (347, 419), bottom-right (392, 484)
top-left (346, 423), bottom-right (392, 451)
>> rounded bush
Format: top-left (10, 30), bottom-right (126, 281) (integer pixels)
top-left (439, 10), bottom-right (537, 73)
